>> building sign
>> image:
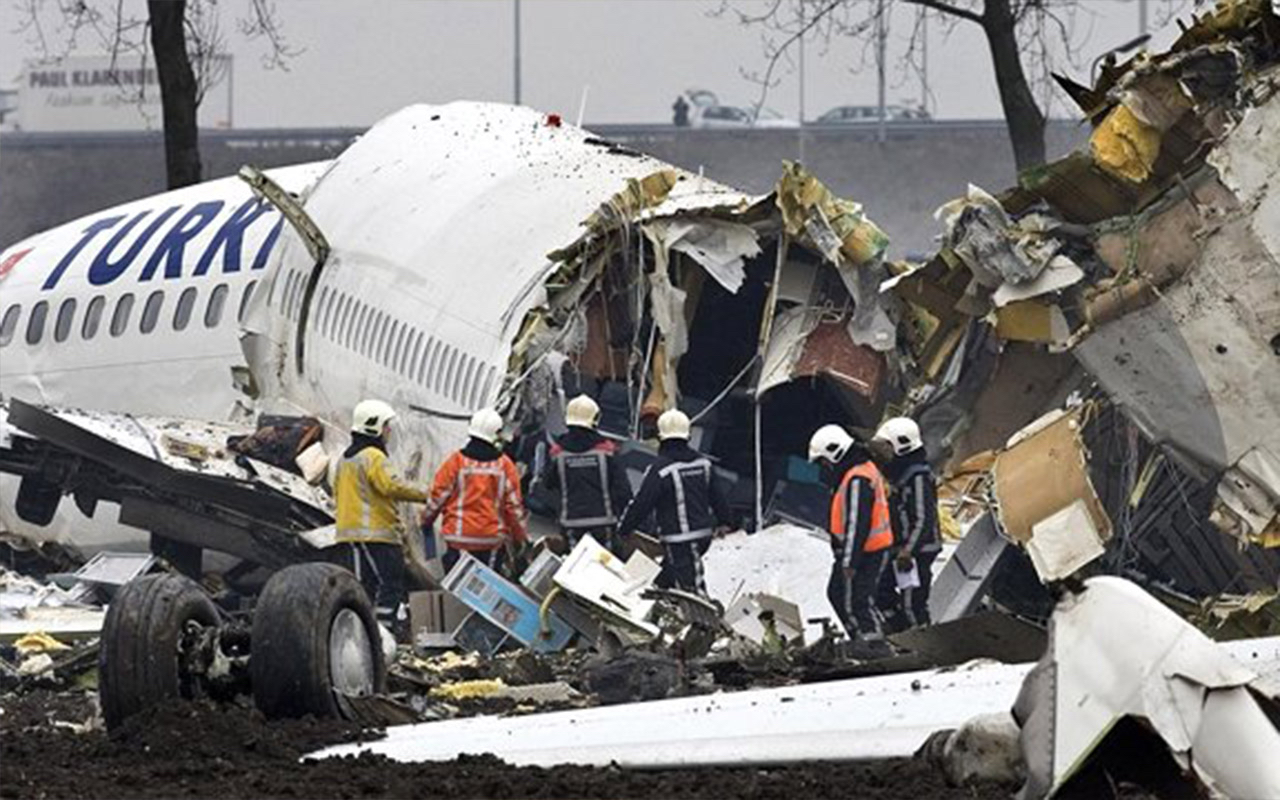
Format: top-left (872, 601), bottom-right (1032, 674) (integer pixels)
top-left (18, 55), bottom-right (231, 132)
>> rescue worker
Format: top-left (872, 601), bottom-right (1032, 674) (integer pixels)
top-left (873, 416), bottom-right (940, 629)
top-left (334, 399), bottom-right (428, 631)
top-left (542, 394), bottom-right (633, 553)
top-left (422, 408), bottom-right (528, 572)
top-left (809, 423), bottom-right (894, 654)
top-left (617, 409), bottom-right (730, 594)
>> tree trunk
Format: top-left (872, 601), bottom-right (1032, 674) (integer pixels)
top-left (148, 0), bottom-right (202, 189)
top-left (982, 0), bottom-right (1046, 173)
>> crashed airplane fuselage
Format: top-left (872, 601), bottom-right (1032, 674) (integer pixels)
top-left (0, 102), bottom-right (897, 557)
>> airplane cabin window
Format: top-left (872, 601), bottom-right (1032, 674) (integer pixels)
top-left (139, 290), bottom-right (165, 334)
top-left (458, 357), bottom-right (476, 405)
top-left (481, 366), bottom-right (497, 406)
top-left (443, 347), bottom-right (459, 397)
top-left (417, 336), bottom-right (433, 384)
top-left (81, 297), bottom-right (105, 339)
top-left (405, 330), bottom-right (421, 376)
top-left (238, 280), bottom-right (258, 323)
top-left (352, 304), bottom-right (367, 351)
top-left (205, 283), bottom-right (229, 328)
top-left (1, 304), bottom-right (23, 347)
top-left (173, 287), bottom-right (198, 330)
top-left (394, 324), bottom-right (408, 371)
top-left (374, 313), bottom-right (388, 359)
top-left (392, 322), bottom-right (407, 370)
top-left (315, 286), bottom-right (330, 333)
top-left (25, 301), bottom-right (49, 345)
top-left (278, 271), bottom-right (295, 316)
top-left (375, 313), bottom-right (387, 358)
top-left (463, 358), bottom-right (478, 404)
top-left (54, 299), bottom-right (77, 343)
top-left (335, 294), bottom-right (350, 342)
top-left (358, 308), bottom-right (373, 356)
top-left (384, 320), bottom-right (399, 366)
top-left (341, 300), bottom-right (356, 348)
top-left (281, 272), bottom-right (294, 319)
top-left (291, 272), bottom-right (306, 319)
top-left (110, 294), bottom-right (135, 337)
top-left (290, 272), bottom-right (306, 320)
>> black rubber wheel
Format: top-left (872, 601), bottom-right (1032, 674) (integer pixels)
top-left (99, 572), bottom-right (220, 730)
top-left (251, 562), bottom-right (385, 719)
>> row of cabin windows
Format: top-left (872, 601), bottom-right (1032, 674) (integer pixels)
top-left (0, 281), bottom-right (257, 349)
top-left (270, 269), bottom-right (496, 409)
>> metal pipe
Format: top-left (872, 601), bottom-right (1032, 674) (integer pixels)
top-left (514, 0), bottom-right (522, 105)
top-left (754, 399), bottom-right (764, 533)
top-left (876, 0), bottom-right (886, 144)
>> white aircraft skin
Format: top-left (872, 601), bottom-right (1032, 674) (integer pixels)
top-left (0, 162), bottom-right (329, 553)
top-left (0, 101), bottom-right (752, 558)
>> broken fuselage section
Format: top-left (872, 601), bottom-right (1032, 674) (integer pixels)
top-left (242, 103), bottom-right (900, 530)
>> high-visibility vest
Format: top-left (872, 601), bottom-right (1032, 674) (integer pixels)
top-left (335, 447), bottom-right (427, 545)
top-left (829, 461), bottom-right (893, 553)
top-left (426, 451), bottom-right (527, 551)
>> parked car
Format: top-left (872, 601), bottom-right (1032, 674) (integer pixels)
top-left (693, 104), bottom-right (800, 129)
top-left (812, 105), bottom-right (931, 125)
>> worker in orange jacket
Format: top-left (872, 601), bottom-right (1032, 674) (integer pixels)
top-left (809, 423), bottom-right (894, 656)
top-left (422, 408), bottom-right (527, 573)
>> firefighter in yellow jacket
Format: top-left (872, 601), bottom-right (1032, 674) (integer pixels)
top-left (809, 423), bottom-right (894, 657)
top-left (335, 399), bottom-right (428, 630)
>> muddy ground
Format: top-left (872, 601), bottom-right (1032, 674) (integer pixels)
top-left (0, 689), bottom-right (1019, 800)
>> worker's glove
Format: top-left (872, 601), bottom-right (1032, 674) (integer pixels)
top-left (895, 548), bottom-right (914, 570)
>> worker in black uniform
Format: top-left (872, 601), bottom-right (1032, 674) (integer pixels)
top-left (617, 409), bottom-right (731, 594)
top-left (872, 416), bottom-right (941, 630)
top-left (809, 423), bottom-right (894, 655)
top-left (542, 394), bottom-right (633, 553)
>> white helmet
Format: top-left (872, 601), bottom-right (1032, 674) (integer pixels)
top-left (351, 399), bottom-right (397, 437)
top-left (565, 395), bottom-right (601, 429)
top-left (873, 416), bottom-right (923, 456)
top-left (808, 424), bottom-right (854, 463)
top-left (657, 409), bottom-right (691, 441)
top-left (468, 408), bottom-right (504, 444)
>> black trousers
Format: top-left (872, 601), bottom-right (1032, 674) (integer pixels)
top-left (876, 549), bottom-right (939, 632)
top-left (442, 546), bottom-right (503, 574)
top-left (827, 550), bottom-right (889, 641)
top-left (339, 541), bottom-right (405, 627)
top-left (561, 526), bottom-right (619, 555)
top-left (655, 538), bottom-right (710, 594)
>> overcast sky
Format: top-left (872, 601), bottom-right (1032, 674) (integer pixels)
top-left (1, 0), bottom-right (1180, 128)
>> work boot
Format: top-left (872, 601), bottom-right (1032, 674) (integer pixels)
top-left (847, 638), bottom-right (894, 661)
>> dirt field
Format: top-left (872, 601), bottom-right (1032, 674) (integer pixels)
top-left (1, 690), bottom-right (1015, 800)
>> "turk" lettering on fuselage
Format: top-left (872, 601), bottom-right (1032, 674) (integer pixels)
top-left (40, 197), bottom-right (284, 291)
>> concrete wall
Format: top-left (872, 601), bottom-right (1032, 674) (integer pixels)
top-left (0, 121), bottom-right (1086, 257)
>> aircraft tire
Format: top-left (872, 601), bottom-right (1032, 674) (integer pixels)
top-left (250, 562), bottom-right (385, 719)
top-left (99, 572), bottom-right (220, 730)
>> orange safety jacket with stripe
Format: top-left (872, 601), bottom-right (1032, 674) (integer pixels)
top-left (829, 460), bottom-right (893, 565)
top-left (424, 450), bottom-right (528, 551)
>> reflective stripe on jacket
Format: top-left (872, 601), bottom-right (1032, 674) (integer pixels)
top-left (891, 461), bottom-right (941, 555)
top-left (426, 450), bottom-right (527, 551)
top-left (552, 443), bottom-right (617, 528)
top-left (830, 461), bottom-right (893, 555)
top-left (334, 447), bottom-right (427, 544)
top-left (617, 440), bottom-right (729, 543)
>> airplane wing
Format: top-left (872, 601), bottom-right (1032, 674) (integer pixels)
top-left (0, 398), bottom-right (334, 582)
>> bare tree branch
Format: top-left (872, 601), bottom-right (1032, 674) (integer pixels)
top-left (238, 0), bottom-right (302, 70)
top-left (901, 0), bottom-right (982, 26)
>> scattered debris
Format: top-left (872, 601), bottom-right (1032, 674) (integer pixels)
top-left (1012, 577), bottom-right (1280, 799)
